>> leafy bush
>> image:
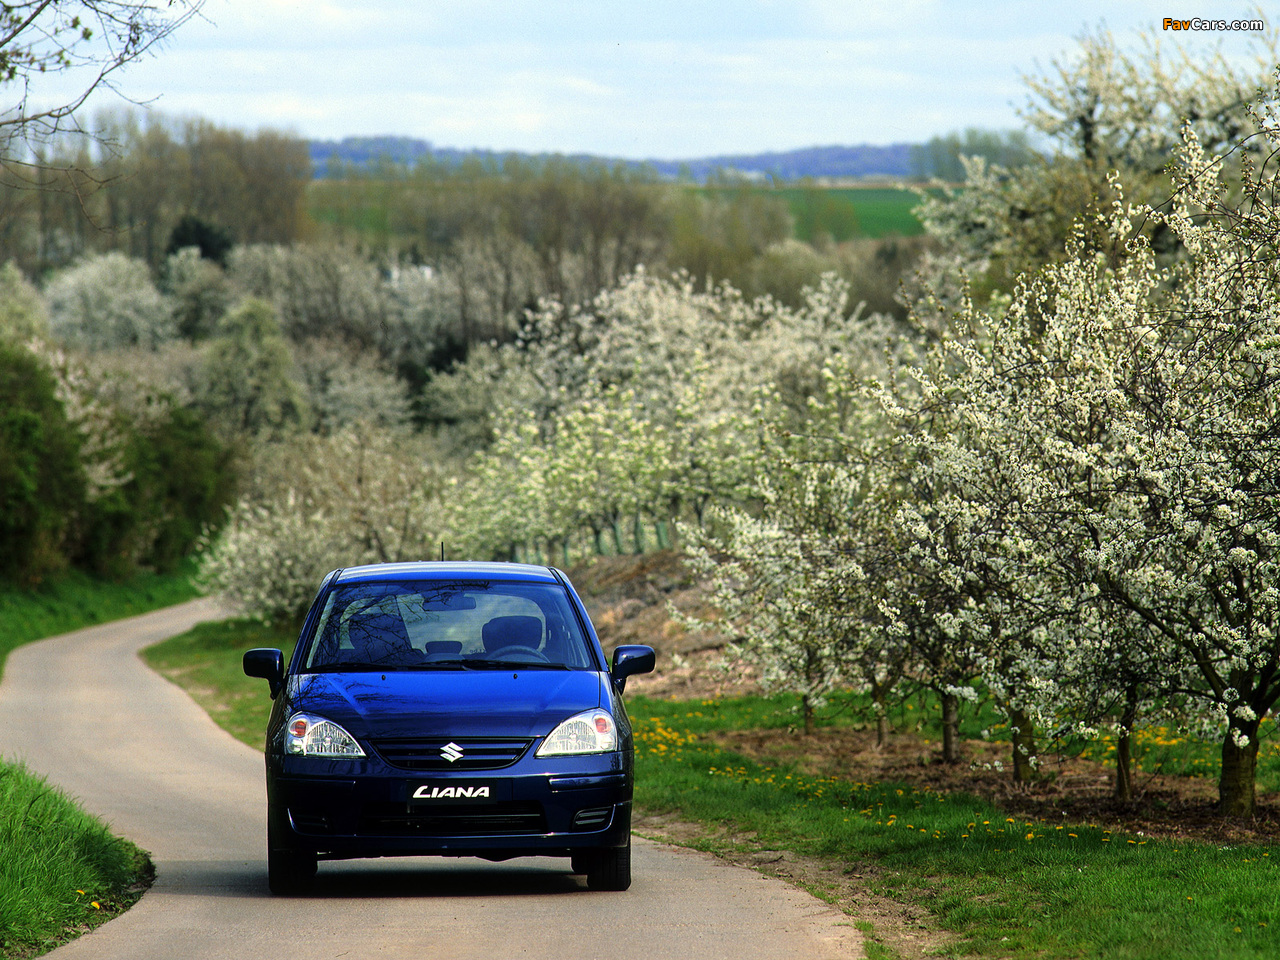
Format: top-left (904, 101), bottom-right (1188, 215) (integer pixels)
top-left (0, 343), bottom-right (84, 583)
top-left (44, 252), bottom-right (175, 351)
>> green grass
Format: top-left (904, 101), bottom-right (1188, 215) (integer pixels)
top-left (138, 621), bottom-right (1280, 959)
top-left (0, 566), bottom-right (200, 680)
top-left (0, 566), bottom-right (197, 957)
top-left (0, 761), bottom-right (153, 959)
top-left (139, 618), bottom-right (296, 750)
top-left (631, 697), bottom-right (1280, 959)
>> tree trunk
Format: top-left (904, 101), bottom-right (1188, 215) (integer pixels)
top-left (1114, 693), bottom-right (1138, 803)
top-left (940, 692), bottom-right (960, 763)
top-left (1009, 709), bottom-right (1038, 783)
top-left (1218, 716), bottom-right (1261, 817)
top-left (1115, 729), bottom-right (1134, 803)
top-left (873, 687), bottom-right (890, 750)
top-left (801, 694), bottom-right (815, 736)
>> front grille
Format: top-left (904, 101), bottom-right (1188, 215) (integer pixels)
top-left (359, 802), bottom-right (546, 837)
top-left (372, 737), bottom-right (533, 771)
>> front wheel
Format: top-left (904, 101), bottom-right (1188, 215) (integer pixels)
top-left (267, 807), bottom-right (317, 895)
top-left (583, 834), bottom-right (631, 891)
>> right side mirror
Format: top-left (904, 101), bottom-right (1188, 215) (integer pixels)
top-left (609, 645), bottom-right (655, 693)
top-left (243, 647), bottom-right (285, 699)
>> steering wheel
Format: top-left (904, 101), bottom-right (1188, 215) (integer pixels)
top-left (485, 645), bottom-right (551, 663)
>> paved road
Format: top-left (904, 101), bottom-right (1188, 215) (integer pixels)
top-left (0, 600), bottom-right (862, 959)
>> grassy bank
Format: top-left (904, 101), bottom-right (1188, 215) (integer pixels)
top-left (0, 566), bottom-right (200, 679)
top-left (140, 618), bottom-right (295, 749)
top-left (0, 567), bottom-right (197, 958)
top-left (142, 618), bottom-right (1280, 959)
top-left (0, 762), bottom-right (153, 959)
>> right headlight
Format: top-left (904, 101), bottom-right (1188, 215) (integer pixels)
top-left (536, 709), bottom-right (618, 757)
top-left (284, 713), bottom-right (366, 758)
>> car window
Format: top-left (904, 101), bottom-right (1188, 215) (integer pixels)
top-left (302, 580), bottom-right (596, 671)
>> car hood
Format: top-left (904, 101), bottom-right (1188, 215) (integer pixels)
top-left (286, 669), bottom-right (608, 739)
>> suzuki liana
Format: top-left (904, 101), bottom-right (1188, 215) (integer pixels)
top-left (243, 561), bottom-right (655, 894)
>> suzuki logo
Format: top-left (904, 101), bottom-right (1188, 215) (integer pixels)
top-left (440, 741), bottom-right (464, 763)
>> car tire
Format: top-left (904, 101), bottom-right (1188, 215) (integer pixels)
top-left (584, 834), bottom-right (632, 891)
top-left (267, 807), bottom-right (317, 896)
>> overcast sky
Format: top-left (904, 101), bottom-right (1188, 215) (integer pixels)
top-left (46, 0), bottom-right (1276, 159)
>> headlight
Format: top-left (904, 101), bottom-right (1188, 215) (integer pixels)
top-left (285, 713), bottom-right (366, 758)
top-left (536, 709), bottom-right (618, 757)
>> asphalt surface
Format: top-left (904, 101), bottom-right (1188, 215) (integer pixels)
top-left (0, 599), bottom-right (862, 959)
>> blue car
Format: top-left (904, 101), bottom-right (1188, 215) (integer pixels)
top-left (243, 561), bottom-right (655, 894)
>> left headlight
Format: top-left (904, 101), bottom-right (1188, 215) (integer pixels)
top-left (285, 713), bottom-right (366, 758)
top-left (536, 709), bottom-right (618, 757)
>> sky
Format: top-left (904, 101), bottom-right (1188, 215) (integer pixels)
top-left (33, 0), bottom-right (1278, 160)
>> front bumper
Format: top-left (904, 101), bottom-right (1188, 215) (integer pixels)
top-left (267, 754), bottom-right (633, 861)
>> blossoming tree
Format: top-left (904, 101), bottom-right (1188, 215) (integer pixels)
top-left (886, 110), bottom-right (1280, 815)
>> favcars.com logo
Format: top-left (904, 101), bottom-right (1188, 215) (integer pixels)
top-left (1163, 17), bottom-right (1265, 30)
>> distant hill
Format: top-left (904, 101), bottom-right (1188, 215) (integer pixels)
top-left (308, 137), bottom-right (914, 181)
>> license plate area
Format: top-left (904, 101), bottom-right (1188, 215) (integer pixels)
top-left (407, 780), bottom-right (512, 808)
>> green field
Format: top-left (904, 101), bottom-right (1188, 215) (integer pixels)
top-left (769, 186), bottom-right (925, 240)
top-left (141, 618), bottom-right (1280, 959)
top-left (308, 179), bottom-right (927, 248)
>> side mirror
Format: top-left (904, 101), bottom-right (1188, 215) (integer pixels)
top-left (610, 645), bottom-right (655, 693)
top-left (243, 648), bottom-right (285, 699)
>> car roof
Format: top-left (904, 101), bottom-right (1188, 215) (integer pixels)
top-left (329, 561), bottom-right (561, 585)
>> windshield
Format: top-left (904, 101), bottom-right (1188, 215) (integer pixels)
top-left (301, 579), bottom-right (598, 672)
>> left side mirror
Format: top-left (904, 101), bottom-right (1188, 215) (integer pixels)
top-left (610, 645), bottom-right (655, 693)
top-left (243, 647), bottom-right (285, 699)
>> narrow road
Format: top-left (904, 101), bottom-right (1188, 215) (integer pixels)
top-left (0, 601), bottom-right (861, 959)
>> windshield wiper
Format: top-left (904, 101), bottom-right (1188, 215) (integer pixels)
top-left (427, 658), bottom-right (569, 670)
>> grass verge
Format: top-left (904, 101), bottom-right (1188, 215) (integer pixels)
top-left (139, 618), bottom-right (295, 749)
top-left (0, 566), bottom-right (197, 958)
top-left (0, 566), bottom-right (200, 680)
top-left (0, 762), bottom-right (153, 960)
top-left (142, 619), bottom-right (1280, 959)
